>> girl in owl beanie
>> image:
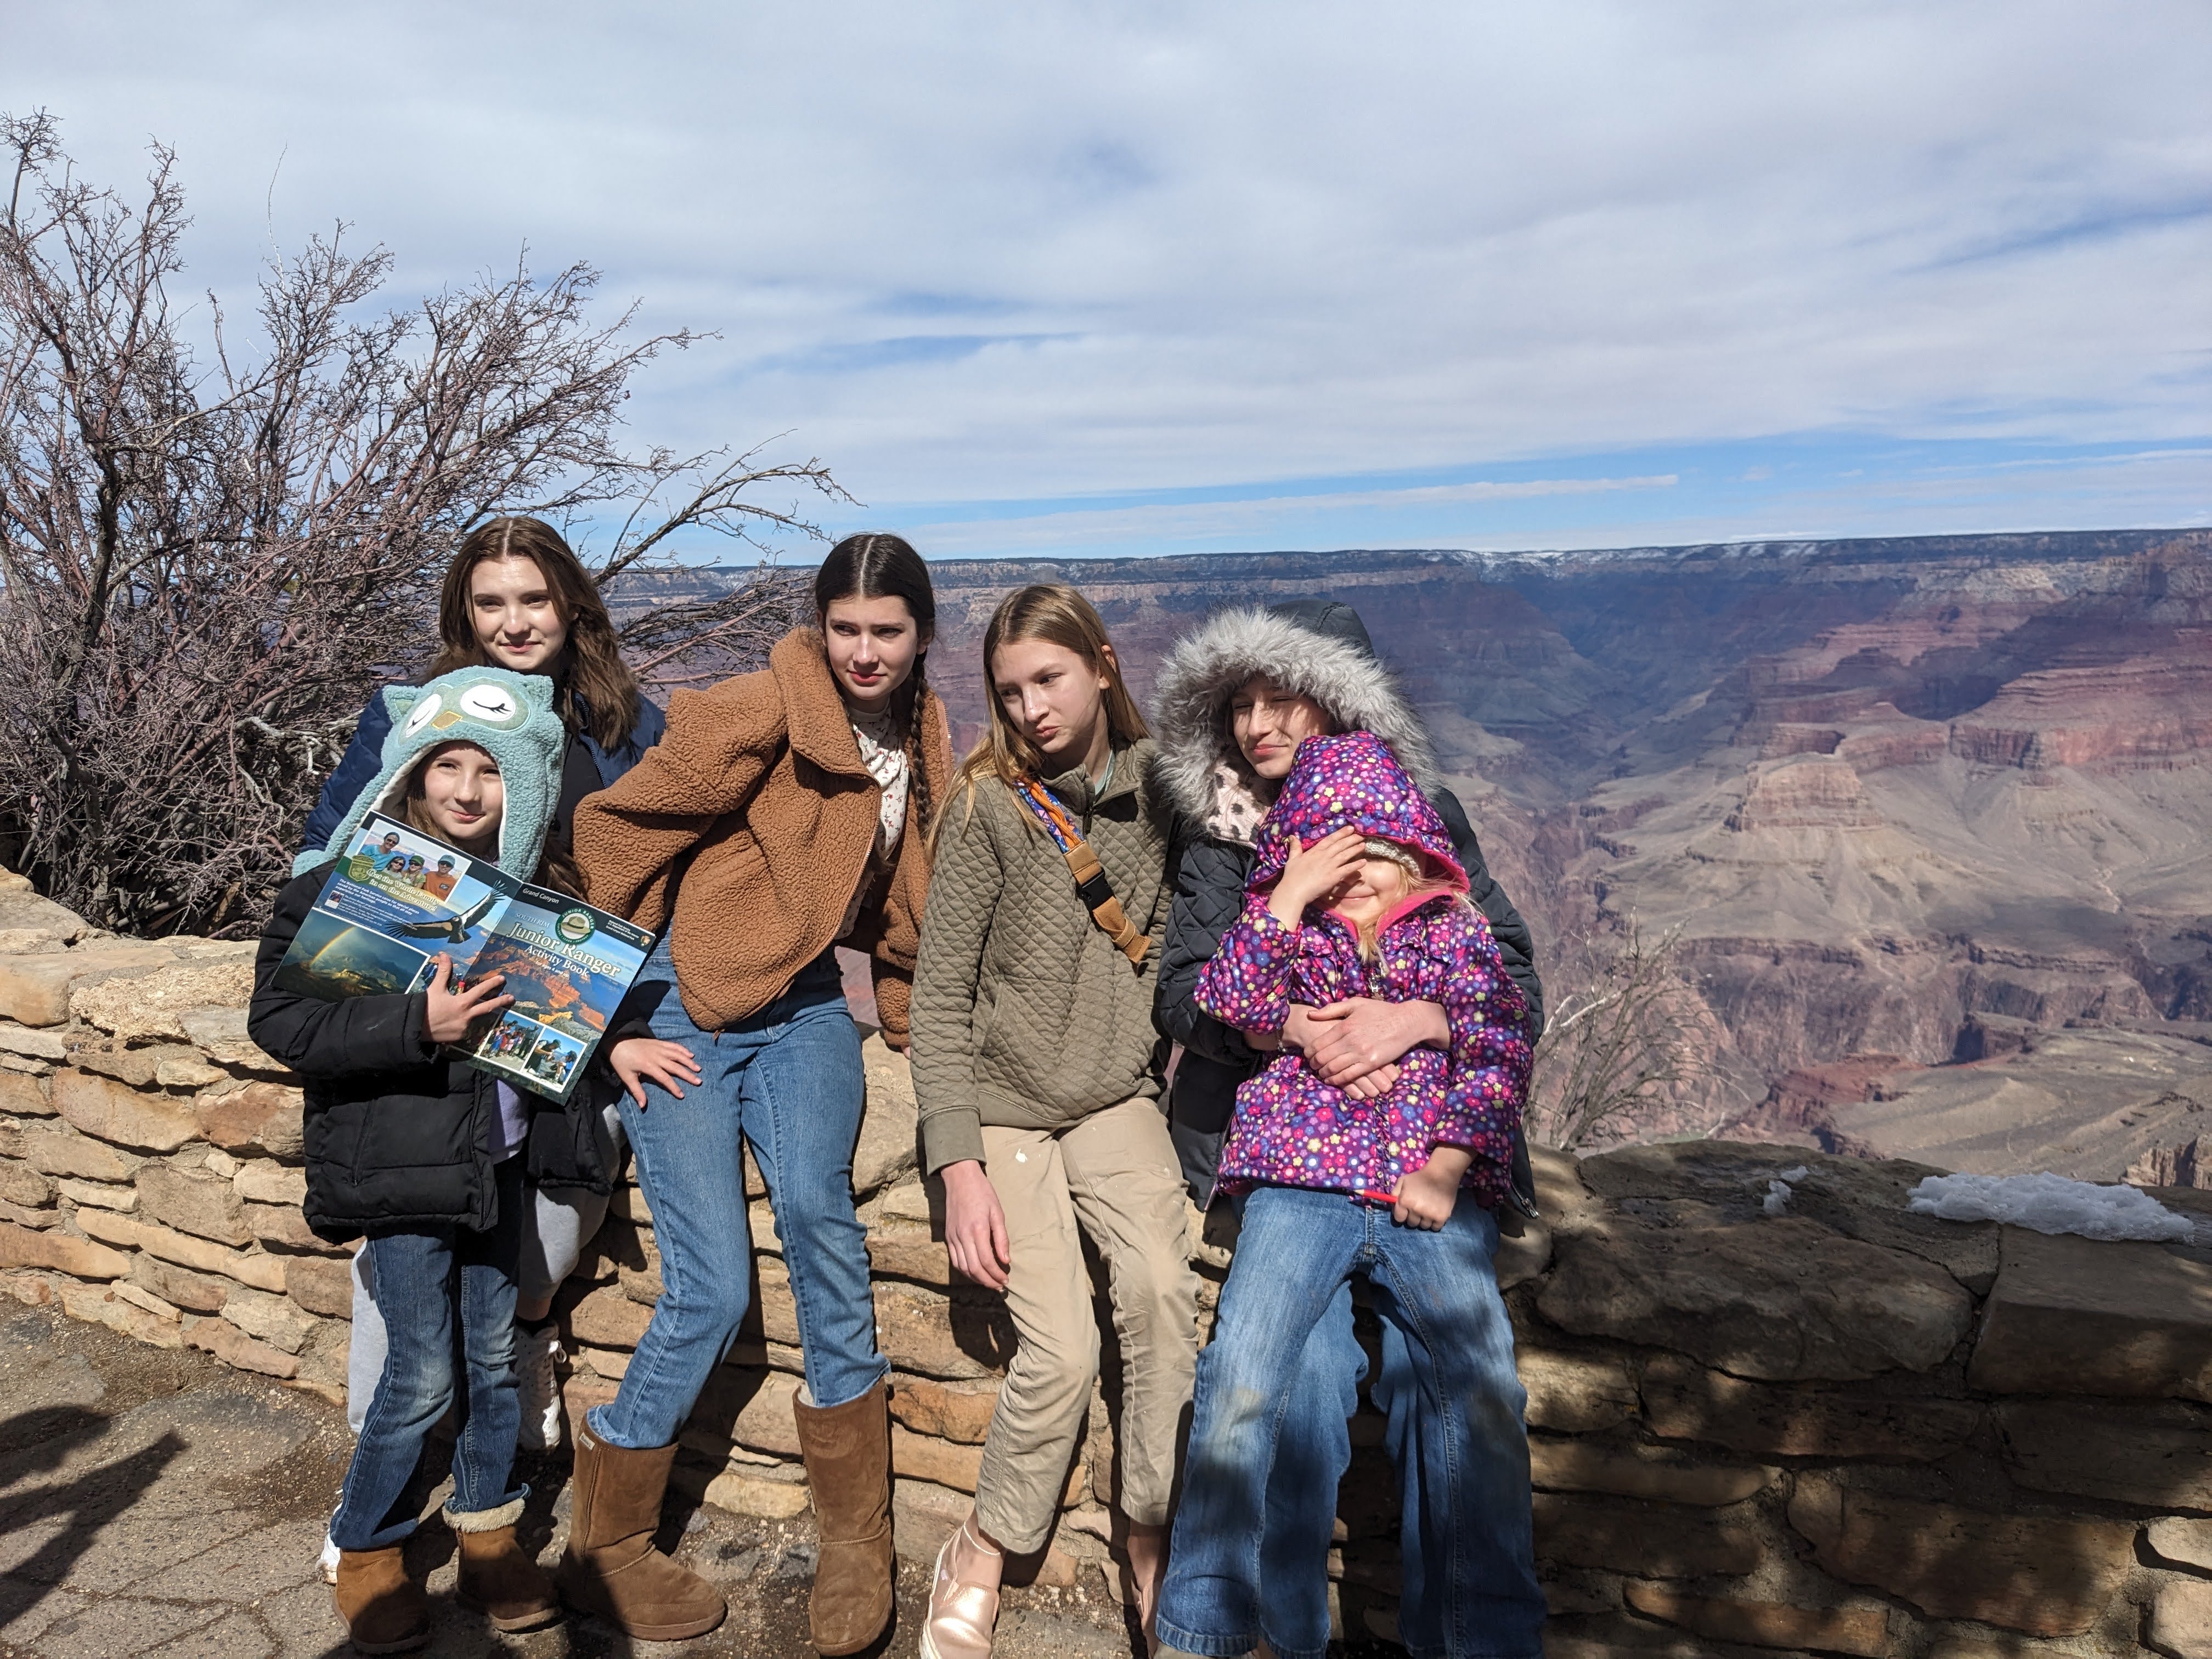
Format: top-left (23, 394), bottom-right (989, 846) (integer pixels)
top-left (249, 667), bottom-right (697, 1653)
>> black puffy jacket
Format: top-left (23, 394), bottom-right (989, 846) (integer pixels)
top-left (249, 865), bottom-right (612, 1243)
top-left (1148, 597), bottom-right (1545, 1208)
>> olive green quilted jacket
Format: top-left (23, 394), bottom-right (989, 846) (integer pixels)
top-left (911, 740), bottom-right (1175, 1173)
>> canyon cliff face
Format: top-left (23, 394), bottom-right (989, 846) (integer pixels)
top-left (642, 527), bottom-right (2212, 1170)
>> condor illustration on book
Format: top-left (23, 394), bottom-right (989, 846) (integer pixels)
top-left (391, 890), bottom-right (499, 945)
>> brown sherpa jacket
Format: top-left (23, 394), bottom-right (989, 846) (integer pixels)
top-left (572, 628), bottom-right (953, 1041)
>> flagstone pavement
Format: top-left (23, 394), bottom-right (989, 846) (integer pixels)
top-left (0, 1307), bottom-right (1139, 1659)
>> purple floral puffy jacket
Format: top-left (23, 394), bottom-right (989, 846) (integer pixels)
top-left (1192, 732), bottom-right (1533, 1206)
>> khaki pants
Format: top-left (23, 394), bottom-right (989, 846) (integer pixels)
top-left (973, 1097), bottom-right (1199, 1552)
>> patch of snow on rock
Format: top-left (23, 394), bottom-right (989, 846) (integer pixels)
top-left (1906, 1171), bottom-right (2194, 1242)
top-left (1758, 1166), bottom-right (1810, 1216)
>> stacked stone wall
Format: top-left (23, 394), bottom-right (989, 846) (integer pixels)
top-left (8, 873), bottom-right (2212, 1656)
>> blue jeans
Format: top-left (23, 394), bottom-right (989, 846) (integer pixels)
top-left (589, 941), bottom-right (887, 1449)
top-left (1261, 1274), bottom-right (1444, 1659)
top-left (1159, 1187), bottom-right (1544, 1659)
top-left (1259, 1282), bottom-right (1367, 1659)
top-left (332, 1156), bottom-right (528, 1551)
top-left (345, 1099), bottom-right (625, 1432)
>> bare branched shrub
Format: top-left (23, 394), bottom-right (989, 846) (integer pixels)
top-left (0, 112), bottom-right (845, 935)
top-left (1526, 921), bottom-right (1715, 1149)
top-left (609, 559), bottom-right (814, 692)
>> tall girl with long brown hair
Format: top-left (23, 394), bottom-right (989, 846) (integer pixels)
top-left (296, 517), bottom-right (668, 1579)
top-left (566, 534), bottom-right (951, 1651)
top-left (909, 584), bottom-right (1193, 1658)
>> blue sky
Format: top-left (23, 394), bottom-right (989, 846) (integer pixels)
top-left (8, 2), bottom-right (2208, 560)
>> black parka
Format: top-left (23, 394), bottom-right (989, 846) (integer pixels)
top-left (250, 864), bottom-right (613, 1244)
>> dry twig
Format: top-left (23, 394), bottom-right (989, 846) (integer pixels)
top-left (1525, 920), bottom-right (1714, 1149)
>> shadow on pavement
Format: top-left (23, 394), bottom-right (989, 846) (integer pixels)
top-left (0, 1404), bottom-right (185, 1630)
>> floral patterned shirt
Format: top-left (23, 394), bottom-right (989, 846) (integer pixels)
top-left (1193, 893), bottom-right (1533, 1206)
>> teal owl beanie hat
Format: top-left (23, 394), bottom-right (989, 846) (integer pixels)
top-left (292, 667), bottom-right (567, 881)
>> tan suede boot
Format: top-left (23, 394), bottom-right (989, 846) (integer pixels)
top-left (557, 1421), bottom-right (727, 1640)
top-left (793, 1380), bottom-right (895, 1656)
top-left (333, 1545), bottom-right (429, 1654)
top-left (451, 1498), bottom-right (560, 1633)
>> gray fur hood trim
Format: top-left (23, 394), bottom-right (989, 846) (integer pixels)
top-left (1150, 606), bottom-right (1440, 826)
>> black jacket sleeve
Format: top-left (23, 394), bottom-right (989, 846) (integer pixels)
top-left (248, 867), bottom-right (436, 1080)
top-left (1154, 827), bottom-right (1261, 1066)
top-left (298, 693), bottom-right (392, 855)
top-left (1432, 788), bottom-right (1545, 1039)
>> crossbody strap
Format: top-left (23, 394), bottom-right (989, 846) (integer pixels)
top-left (1012, 777), bottom-right (1152, 966)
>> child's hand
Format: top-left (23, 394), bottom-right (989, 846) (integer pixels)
top-left (1267, 827), bottom-right (1368, 927)
top-left (1342, 1062), bottom-right (1401, 1101)
top-left (942, 1160), bottom-right (1012, 1290)
top-left (609, 1037), bottom-right (705, 1108)
top-left (424, 955), bottom-right (511, 1044)
top-left (1391, 1146), bottom-right (1473, 1231)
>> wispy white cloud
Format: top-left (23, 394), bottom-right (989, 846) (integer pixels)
top-left (911, 475), bottom-right (1680, 552)
top-left (4, 2), bottom-right (2207, 544)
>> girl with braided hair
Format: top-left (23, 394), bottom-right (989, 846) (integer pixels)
top-left (566, 533), bottom-right (952, 1650)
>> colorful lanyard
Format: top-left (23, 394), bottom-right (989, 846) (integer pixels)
top-left (1011, 773), bottom-right (1150, 966)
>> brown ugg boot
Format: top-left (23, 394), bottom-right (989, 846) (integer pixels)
top-left (557, 1421), bottom-right (727, 1640)
top-left (334, 1545), bottom-right (429, 1654)
top-left (793, 1379), bottom-right (895, 1656)
top-left (451, 1497), bottom-right (560, 1633)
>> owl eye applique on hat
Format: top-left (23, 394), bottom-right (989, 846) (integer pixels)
top-left (400, 679), bottom-right (529, 736)
top-left (400, 691), bottom-right (447, 739)
top-left (455, 680), bottom-right (525, 727)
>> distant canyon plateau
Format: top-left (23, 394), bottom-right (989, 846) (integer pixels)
top-left (638, 526), bottom-right (2212, 1184)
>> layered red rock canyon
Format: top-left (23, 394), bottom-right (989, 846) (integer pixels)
top-left (635, 526), bottom-right (2212, 1175)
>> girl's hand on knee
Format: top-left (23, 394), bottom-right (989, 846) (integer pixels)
top-left (941, 1161), bottom-right (1011, 1290)
top-left (424, 955), bottom-right (511, 1045)
top-left (608, 1037), bottom-right (704, 1108)
top-left (1391, 1146), bottom-right (1472, 1231)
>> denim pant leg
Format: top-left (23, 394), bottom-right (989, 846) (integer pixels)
top-left (590, 950), bottom-right (756, 1451)
top-left (447, 1156), bottom-right (528, 1519)
top-left (334, 1228), bottom-right (461, 1551)
top-left (346, 1246), bottom-right (385, 1436)
top-left (738, 968), bottom-right (888, 1410)
top-left (1156, 1187), bottom-right (1364, 1659)
top-left (1369, 1205), bottom-right (1544, 1659)
top-left (520, 1099), bottom-right (624, 1307)
top-left (1260, 1282), bottom-right (1364, 1659)
top-left (1370, 1313), bottom-right (1420, 1623)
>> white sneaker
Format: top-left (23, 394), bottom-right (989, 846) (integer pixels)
top-left (515, 1326), bottom-right (566, 1451)
top-left (318, 1524), bottom-right (340, 1584)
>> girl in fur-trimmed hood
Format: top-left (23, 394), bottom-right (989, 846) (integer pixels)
top-left (1149, 600), bottom-right (1542, 1202)
top-left (1147, 601), bottom-right (1546, 1659)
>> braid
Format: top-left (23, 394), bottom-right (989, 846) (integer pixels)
top-left (902, 652), bottom-right (935, 837)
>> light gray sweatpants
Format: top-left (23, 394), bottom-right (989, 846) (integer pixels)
top-left (345, 1101), bottom-right (623, 1432)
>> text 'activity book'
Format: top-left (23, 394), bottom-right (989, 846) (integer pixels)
top-left (274, 811), bottom-right (654, 1105)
